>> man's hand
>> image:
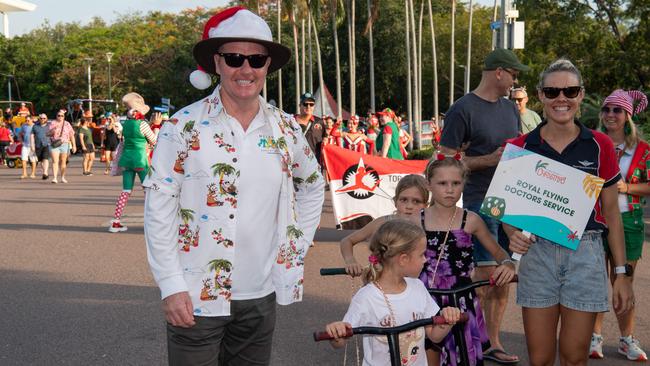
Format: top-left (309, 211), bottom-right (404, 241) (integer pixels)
top-left (163, 292), bottom-right (196, 328)
top-left (487, 146), bottom-right (504, 166)
top-left (612, 276), bottom-right (634, 315)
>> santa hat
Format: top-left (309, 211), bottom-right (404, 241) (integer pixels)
top-left (189, 6), bottom-right (291, 90)
top-left (602, 89), bottom-right (648, 117)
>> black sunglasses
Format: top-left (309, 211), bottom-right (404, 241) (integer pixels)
top-left (501, 68), bottom-right (519, 80)
top-left (217, 53), bottom-right (269, 69)
top-left (601, 106), bottom-right (625, 114)
top-left (302, 102), bottom-right (315, 107)
top-left (541, 86), bottom-right (582, 99)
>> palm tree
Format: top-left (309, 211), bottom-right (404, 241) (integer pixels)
top-left (328, 0), bottom-right (343, 120)
top-left (427, 0), bottom-right (439, 122)
top-left (211, 163), bottom-right (236, 194)
top-left (179, 208), bottom-right (195, 224)
top-left (307, 1), bottom-right (326, 117)
top-left (465, 0), bottom-right (474, 95)
top-left (450, 0), bottom-right (456, 107)
top-left (207, 259), bottom-right (233, 288)
top-left (277, 0), bottom-right (283, 110)
top-left (346, 0), bottom-right (356, 116)
top-left (183, 120), bottom-right (195, 134)
top-left (404, 0), bottom-right (413, 137)
top-left (287, 225), bottom-right (304, 239)
top-left (289, 4), bottom-right (301, 112)
top-left (365, 0), bottom-right (379, 112)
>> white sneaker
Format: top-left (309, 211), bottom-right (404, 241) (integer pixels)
top-left (619, 335), bottom-right (648, 361)
top-left (589, 333), bottom-right (604, 359)
top-left (108, 220), bottom-right (127, 233)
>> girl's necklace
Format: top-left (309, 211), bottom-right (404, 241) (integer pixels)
top-left (373, 280), bottom-right (398, 327)
top-left (430, 207), bottom-right (459, 284)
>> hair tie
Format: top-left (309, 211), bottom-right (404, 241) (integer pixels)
top-left (436, 153), bottom-right (462, 161)
top-left (368, 255), bottom-right (379, 265)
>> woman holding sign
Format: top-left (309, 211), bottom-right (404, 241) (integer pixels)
top-left (505, 59), bottom-right (634, 366)
top-left (590, 89), bottom-right (649, 361)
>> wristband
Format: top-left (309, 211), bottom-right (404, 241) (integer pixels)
top-left (499, 258), bottom-right (515, 266)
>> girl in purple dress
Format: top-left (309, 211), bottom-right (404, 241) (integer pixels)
top-left (420, 155), bottom-right (516, 366)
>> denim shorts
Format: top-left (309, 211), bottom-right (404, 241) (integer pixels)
top-left (465, 201), bottom-right (511, 266)
top-left (50, 143), bottom-right (70, 154)
top-left (517, 231), bottom-right (608, 312)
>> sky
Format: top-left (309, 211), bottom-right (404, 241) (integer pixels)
top-left (3, 0), bottom-right (496, 37)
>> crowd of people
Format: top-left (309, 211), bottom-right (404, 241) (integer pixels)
top-left (2, 6), bottom-right (648, 366)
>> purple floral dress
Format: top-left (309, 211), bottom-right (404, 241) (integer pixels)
top-left (419, 209), bottom-right (490, 366)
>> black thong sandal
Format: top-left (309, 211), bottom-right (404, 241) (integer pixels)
top-left (483, 348), bottom-right (519, 364)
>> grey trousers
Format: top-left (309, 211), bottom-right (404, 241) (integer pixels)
top-left (167, 292), bottom-right (276, 366)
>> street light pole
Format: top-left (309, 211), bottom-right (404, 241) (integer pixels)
top-left (105, 52), bottom-right (113, 101)
top-left (85, 57), bottom-right (93, 112)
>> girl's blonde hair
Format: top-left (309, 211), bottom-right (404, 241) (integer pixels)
top-left (363, 219), bottom-right (426, 284)
top-left (393, 174), bottom-right (430, 206)
top-left (597, 112), bottom-right (641, 150)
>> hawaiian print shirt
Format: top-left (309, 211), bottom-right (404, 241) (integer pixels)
top-left (621, 140), bottom-right (650, 211)
top-left (143, 86), bottom-right (324, 317)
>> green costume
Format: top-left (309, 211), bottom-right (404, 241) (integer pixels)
top-left (375, 120), bottom-right (403, 160)
top-left (118, 119), bottom-right (149, 190)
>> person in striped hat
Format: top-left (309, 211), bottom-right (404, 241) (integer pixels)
top-left (590, 89), bottom-right (648, 361)
top-left (142, 7), bottom-right (324, 365)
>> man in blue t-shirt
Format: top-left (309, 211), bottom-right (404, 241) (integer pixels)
top-left (19, 116), bottom-right (36, 178)
top-left (31, 114), bottom-right (51, 179)
top-left (439, 48), bottom-right (529, 364)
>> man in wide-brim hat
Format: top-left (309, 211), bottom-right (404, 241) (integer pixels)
top-left (143, 7), bottom-right (324, 365)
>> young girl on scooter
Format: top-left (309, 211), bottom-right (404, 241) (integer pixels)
top-left (326, 219), bottom-right (461, 366)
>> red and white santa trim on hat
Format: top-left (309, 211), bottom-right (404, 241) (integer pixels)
top-left (189, 6), bottom-right (291, 90)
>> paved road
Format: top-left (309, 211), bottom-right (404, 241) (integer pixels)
top-left (1, 158), bottom-right (648, 365)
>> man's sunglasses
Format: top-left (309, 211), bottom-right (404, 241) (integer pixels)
top-left (541, 86), bottom-right (582, 99)
top-left (217, 53), bottom-right (269, 69)
top-left (601, 106), bottom-right (625, 114)
top-left (302, 102), bottom-right (315, 107)
top-left (511, 97), bottom-right (525, 103)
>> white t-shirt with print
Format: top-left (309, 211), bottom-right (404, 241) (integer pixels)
top-left (343, 277), bottom-right (440, 366)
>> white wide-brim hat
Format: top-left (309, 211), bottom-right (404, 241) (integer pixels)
top-left (190, 7), bottom-right (291, 89)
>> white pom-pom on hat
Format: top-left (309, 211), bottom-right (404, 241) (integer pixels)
top-left (189, 68), bottom-right (213, 90)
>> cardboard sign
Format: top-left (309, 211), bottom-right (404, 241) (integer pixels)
top-left (480, 143), bottom-right (604, 250)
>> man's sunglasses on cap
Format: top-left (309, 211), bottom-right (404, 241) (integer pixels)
top-left (541, 86), bottom-right (582, 99)
top-left (217, 53), bottom-right (269, 69)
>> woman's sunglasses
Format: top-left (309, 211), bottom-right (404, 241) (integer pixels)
top-left (217, 53), bottom-right (269, 69)
top-left (601, 106), bottom-right (625, 114)
top-left (541, 86), bottom-right (582, 99)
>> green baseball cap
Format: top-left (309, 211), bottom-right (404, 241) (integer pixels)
top-left (484, 48), bottom-right (529, 72)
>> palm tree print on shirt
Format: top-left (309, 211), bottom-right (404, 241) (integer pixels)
top-left (178, 208), bottom-right (199, 252)
top-left (200, 259), bottom-right (233, 301)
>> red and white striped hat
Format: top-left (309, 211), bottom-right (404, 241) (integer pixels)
top-left (189, 6), bottom-right (291, 90)
top-left (602, 89), bottom-right (648, 117)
